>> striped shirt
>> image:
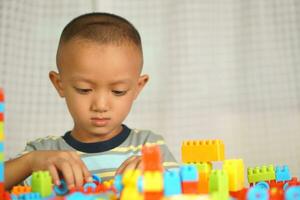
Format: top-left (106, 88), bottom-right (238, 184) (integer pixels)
top-left (21, 124), bottom-right (178, 184)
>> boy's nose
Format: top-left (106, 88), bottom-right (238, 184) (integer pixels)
top-left (91, 95), bottom-right (109, 112)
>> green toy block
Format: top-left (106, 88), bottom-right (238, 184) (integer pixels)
top-left (247, 165), bottom-right (275, 184)
top-left (209, 169), bottom-right (229, 199)
top-left (0, 152), bottom-right (4, 161)
top-left (31, 171), bottom-right (52, 197)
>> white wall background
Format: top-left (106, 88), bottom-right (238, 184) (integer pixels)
top-left (1, 0), bottom-right (300, 178)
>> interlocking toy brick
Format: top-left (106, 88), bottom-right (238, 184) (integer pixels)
top-left (223, 159), bottom-right (244, 192)
top-left (209, 169), bottom-right (229, 198)
top-left (182, 140), bottom-right (225, 163)
top-left (164, 170), bottom-right (182, 196)
top-left (11, 185), bottom-right (32, 195)
top-left (31, 171), bottom-right (52, 197)
top-left (247, 165), bottom-right (276, 184)
top-left (247, 187), bottom-right (269, 200)
top-left (275, 165), bottom-right (292, 182)
top-left (143, 171), bottom-right (163, 192)
top-left (122, 169), bottom-right (141, 187)
top-left (142, 144), bottom-right (162, 171)
top-left (285, 186), bottom-right (300, 200)
top-left (194, 162), bottom-right (212, 194)
top-left (180, 165), bottom-right (198, 182)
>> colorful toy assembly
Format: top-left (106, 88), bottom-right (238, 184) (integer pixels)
top-left (1, 88), bottom-right (300, 200)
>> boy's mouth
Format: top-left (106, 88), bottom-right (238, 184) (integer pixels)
top-left (90, 117), bottom-right (110, 127)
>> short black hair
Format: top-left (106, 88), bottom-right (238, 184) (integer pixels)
top-left (56, 12), bottom-right (143, 67)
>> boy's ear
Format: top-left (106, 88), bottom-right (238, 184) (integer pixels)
top-left (49, 71), bottom-right (65, 97)
top-left (134, 74), bottom-right (149, 99)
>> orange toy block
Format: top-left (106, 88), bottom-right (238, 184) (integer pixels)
top-left (182, 140), bottom-right (225, 163)
top-left (182, 181), bottom-right (198, 194)
top-left (142, 144), bottom-right (162, 172)
top-left (195, 162), bottom-right (212, 194)
top-left (144, 191), bottom-right (163, 200)
top-left (11, 185), bottom-right (32, 195)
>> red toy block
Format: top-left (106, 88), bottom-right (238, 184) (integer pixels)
top-left (182, 181), bottom-right (198, 194)
top-left (269, 187), bottom-right (284, 200)
top-left (0, 89), bottom-right (3, 102)
top-left (0, 113), bottom-right (3, 121)
top-left (269, 180), bottom-right (284, 190)
top-left (144, 191), bottom-right (163, 200)
top-left (230, 188), bottom-right (248, 200)
top-left (142, 145), bottom-right (163, 172)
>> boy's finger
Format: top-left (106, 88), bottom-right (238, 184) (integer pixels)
top-left (70, 162), bottom-right (84, 189)
top-left (69, 152), bottom-right (92, 182)
top-left (116, 156), bottom-right (140, 175)
top-left (48, 164), bottom-right (60, 186)
top-left (57, 161), bottom-right (75, 189)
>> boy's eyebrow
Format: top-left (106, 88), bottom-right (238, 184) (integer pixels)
top-left (70, 76), bottom-right (132, 84)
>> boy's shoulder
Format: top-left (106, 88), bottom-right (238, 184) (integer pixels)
top-left (126, 128), bottom-right (165, 145)
top-left (25, 135), bottom-right (68, 151)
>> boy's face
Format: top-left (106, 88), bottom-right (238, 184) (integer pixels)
top-left (50, 39), bottom-right (148, 142)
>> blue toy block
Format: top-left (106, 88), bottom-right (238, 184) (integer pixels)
top-left (0, 103), bottom-right (4, 112)
top-left (285, 186), bottom-right (300, 200)
top-left (83, 182), bottom-right (97, 192)
top-left (92, 174), bottom-right (102, 183)
top-left (164, 170), bottom-right (182, 196)
top-left (179, 164), bottom-right (198, 182)
top-left (0, 164), bottom-right (3, 181)
top-left (18, 192), bottom-right (42, 200)
top-left (54, 179), bottom-right (68, 196)
top-left (0, 143), bottom-right (3, 151)
top-left (66, 192), bottom-right (95, 200)
top-left (114, 174), bottom-right (123, 193)
top-left (275, 165), bottom-right (292, 182)
top-left (247, 187), bottom-right (269, 200)
top-left (255, 181), bottom-right (269, 190)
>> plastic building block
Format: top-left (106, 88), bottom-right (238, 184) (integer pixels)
top-left (285, 186), bottom-right (300, 200)
top-left (66, 192), bottom-right (94, 200)
top-left (247, 165), bottom-right (276, 184)
top-left (122, 169), bottom-right (141, 187)
top-left (11, 185), bottom-right (31, 195)
top-left (121, 183), bottom-right (142, 200)
top-left (54, 179), bottom-right (68, 196)
top-left (194, 162), bottom-right (212, 194)
top-left (114, 174), bottom-right (123, 193)
top-left (142, 144), bottom-right (162, 171)
top-left (247, 187), bottom-right (269, 200)
top-left (179, 165), bottom-right (198, 182)
top-left (230, 188), bottom-right (248, 200)
top-left (143, 171), bottom-right (163, 192)
top-left (31, 171), bottom-right (52, 197)
top-left (144, 191), bottom-right (163, 200)
top-left (269, 187), bottom-right (284, 200)
top-left (255, 181), bottom-right (269, 190)
top-left (181, 140), bottom-right (225, 163)
top-left (163, 170), bottom-right (182, 196)
top-left (223, 159), bottom-right (244, 192)
top-left (275, 165), bottom-right (292, 182)
top-left (18, 192), bottom-right (42, 200)
top-left (83, 182), bottom-right (97, 193)
top-left (181, 181), bottom-right (198, 194)
top-left (209, 169), bottom-right (229, 198)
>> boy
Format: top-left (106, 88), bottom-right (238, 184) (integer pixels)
top-left (4, 12), bottom-right (178, 190)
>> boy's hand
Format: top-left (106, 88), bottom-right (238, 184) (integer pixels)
top-left (29, 150), bottom-right (92, 189)
top-left (115, 156), bottom-right (142, 175)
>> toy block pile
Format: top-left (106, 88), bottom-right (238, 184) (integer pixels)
top-left (0, 88), bottom-right (6, 198)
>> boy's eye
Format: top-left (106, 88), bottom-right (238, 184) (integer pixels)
top-left (112, 90), bottom-right (127, 96)
top-left (74, 87), bottom-right (92, 94)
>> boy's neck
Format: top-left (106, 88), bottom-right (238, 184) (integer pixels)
top-left (70, 125), bottom-right (123, 143)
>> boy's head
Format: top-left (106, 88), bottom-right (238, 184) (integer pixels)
top-left (50, 12), bottom-right (149, 142)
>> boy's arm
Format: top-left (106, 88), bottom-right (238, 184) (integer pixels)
top-left (5, 152), bottom-right (33, 190)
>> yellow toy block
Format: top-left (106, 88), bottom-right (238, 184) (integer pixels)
top-left (182, 140), bottom-right (225, 163)
top-left (122, 169), bottom-right (141, 187)
top-left (143, 171), bottom-right (163, 192)
top-left (121, 186), bottom-right (143, 200)
top-left (223, 159), bottom-right (244, 192)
